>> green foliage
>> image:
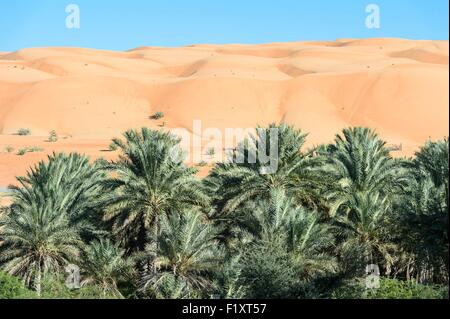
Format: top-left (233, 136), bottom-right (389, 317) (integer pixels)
top-left (0, 271), bottom-right (36, 299)
top-left (320, 127), bottom-right (409, 275)
top-left (235, 239), bottom-right (307, 298)
top-left (197, 160), bottom-right (208, 167)
top-left (0, 126), bottom-right (448, 299)
top-left (17, 146), bottom-right (43, 155)
top-left (139, 210), bottom-right (222, 298)
top-left (150, 111), bottom-right (164, 120)
top-left (205, 123), bottom-right (325, 249)
top-left (48, 130), bottom-right (58, 142)
top-left (103, 128), bottom-right (208, 252)
top-left (0, 201), bottom-right (82, 294)
top-left (0, 153), bottom-right (108, 295)
top-left (332, 278), bottom-right (448, 299)
top-left (39, 274), bottom-right (119, 299)
top-left (205, 147), bottom-right (216, 156)
top-left (108, 142), bottom-right (118, 151)
top-left (391, 138), bottom-right (449, 284)
top-left (17, 128), bottom-right (31, 136)
top-left (81, 238), bottom-right (134, 298)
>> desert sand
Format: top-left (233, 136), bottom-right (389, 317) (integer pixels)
top-left (0, 38), bottom-right (448, 194)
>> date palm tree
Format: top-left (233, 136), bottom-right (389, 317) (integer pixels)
top-left (206, 123), bottom-right (326, 218)
top-left (81, 238), bottom-right (133, 298)
top-left (319, 128), bottom-right (408, 275)
top-left (253, 189), bottom-right (337, 279)
top-left (320, 127), bottom-right (408, 216)
top-left (0, 201), bottom-right (82, 296)
top-left (393, 139), bottom-right (449, 283)
top-left (0, 153), bottom-right (105, 295)
top-left (414, 138), bottom-right (449, 207)
top-left (8, 153), bottom-right (108, 237)
top-left (334, 191), bottom-right (398, 275)
top-left (139, 210), bottom-right (222, 298)
top-left (103, 128), bottom-right (209, 253)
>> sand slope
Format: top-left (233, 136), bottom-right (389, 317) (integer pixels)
top-left (0, 38), bottom-right (448, 188)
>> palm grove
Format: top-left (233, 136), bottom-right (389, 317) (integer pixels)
top-left (0, 125), bottom-right (448, 299)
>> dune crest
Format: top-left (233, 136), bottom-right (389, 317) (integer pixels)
top-left (0, 38), bottom-right (448, 186)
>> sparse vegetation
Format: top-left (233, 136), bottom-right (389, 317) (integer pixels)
top-left (16, 128), bottom-right (31, 136)
top-left (197, 160), bottom-right (208, 167)
top-left (205, 147), bottom-right (216, 157)
top-left (48, 130), bottom-right (58, 142)
top-left (4, 146), bottom-right (14, 153)
top-left (150, 111), bottom-right (164, 120)
top-left (17, 146), bottom-right (44, 156)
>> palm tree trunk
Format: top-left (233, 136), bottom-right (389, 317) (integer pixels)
top-left (35, 263), bottom-right (42, 297)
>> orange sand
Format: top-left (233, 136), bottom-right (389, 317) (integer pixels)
top-left (0, 38), bottom-right (448, 192)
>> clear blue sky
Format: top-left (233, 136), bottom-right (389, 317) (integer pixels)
top-left (0, 0), bottom-right (448, 51)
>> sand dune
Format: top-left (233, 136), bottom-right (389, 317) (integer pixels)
top-left (0, 38), bottom-right (448, 188)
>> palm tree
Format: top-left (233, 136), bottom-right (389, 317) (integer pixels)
top-left (334, 191), bottom-right (398, 275)
top-left (0, 152), bottom-right (105, 295)
top-left (253, 189), bottom-right (337, 279)
top-left (81, 238), bottom-right (133, 298)
top-left (9, 153), bottom-right (107, 237)
top-left (321, 127), bottom-right (408, 216)
top-left (139, 210), bottom-right (222, 298)
top-left (228, 190), bottom-right (336, 298)
top-left (392, 139), bottom-right (449, 283)
top-left (205, 123), bottom-right (326, 248)
top-left (103, 128), bottom-right (209, 253)
top-left (319, 128), bottom-right (408, 275)
top-left (413, 138), bottom-right (449, 207)
top-left (0, 202), bottom-right (82, 296)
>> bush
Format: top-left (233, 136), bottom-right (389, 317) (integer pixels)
top-left (48, 130), bottom-right (58, 142)
top-left (17, 148), bottom-right (28, 156)
top-left (17, 128), bottom-right (31, 136)
top-left (206, 148), bottom-right (216, 157)
top-left (235, 239), bottom-right (308, 298)
top-left (332, 277), bottom-right (449, 299)
top-left (40, 274), bottom-right (119, 299)
top-left (197, 161), bottom-right (208, 167)
top-left (0, 271), bottom-right (35, 299)
top-left (150, 111), bottom-right (164, 120)
top-left (17, 146), bottom-right (44, 156)
top-left (4, 145), bottom-right (14, 153)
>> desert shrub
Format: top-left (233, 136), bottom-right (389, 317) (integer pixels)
top-left (4, 145), bottom-right (14, 153)
top-left (150, 111), bottom-right (164, 120)
top-left (48, 130), bottom-right (58, 142)
top-left (0, 271), bottom-right (36, 299)
top-left (197, 161), bottom-right (208, 167)
top-left (17, 148), bottom-right (28, 156)
top-left (17, 128), bottom-right (31, 136)
top-left (206, 148), bottom-right (216, 157)
top-left (17, 146), bottom-right (44, 156)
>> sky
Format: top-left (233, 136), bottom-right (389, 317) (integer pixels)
top-left (0, 0), bottom-right (448, 51)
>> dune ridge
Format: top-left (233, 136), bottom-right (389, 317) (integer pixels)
top-left (0, 38), bottom-right (448, 186)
